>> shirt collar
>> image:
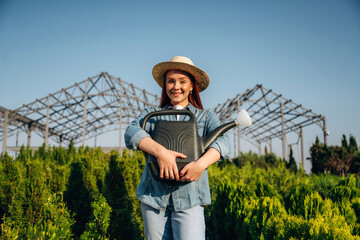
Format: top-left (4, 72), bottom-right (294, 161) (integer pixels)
top-left (164, 103), bottom-right (195, 112)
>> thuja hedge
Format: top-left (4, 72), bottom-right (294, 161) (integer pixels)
top-left (206, 154), bottom-right (360, 240)
top-left (1, 146), bottom-right (360, 239)
top-left (0, 144), bottom-right (144, 239)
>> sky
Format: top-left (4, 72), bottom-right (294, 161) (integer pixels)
top-left (0, 0), bottom-right (359, 170)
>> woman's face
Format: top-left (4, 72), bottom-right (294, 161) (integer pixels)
top-left (165, 70), bottom-right (194, 107)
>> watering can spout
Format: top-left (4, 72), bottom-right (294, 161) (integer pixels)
top-left (202, 109), bottom-right (252, 150)
top-left (202, 121), bottom-right (237, 150)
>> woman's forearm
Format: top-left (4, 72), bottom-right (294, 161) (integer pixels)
top-left (196, 148), bottom-right (221, 169)
top-left (138, 136), bottom-right (167, 158)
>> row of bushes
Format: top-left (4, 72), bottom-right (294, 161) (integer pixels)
top-left (310, 135), bottom-right (360, 176)
top-left (1, 144), bottom-right (360, 239)
top-left (0, 144), bottom-right (144, 239)
top-left (207, 154), bottom-right (360, 239)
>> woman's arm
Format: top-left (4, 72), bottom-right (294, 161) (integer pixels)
top-left (138, 137), bottom-right (186, 181)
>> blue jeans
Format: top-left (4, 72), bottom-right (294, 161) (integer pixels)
top-left (141, 199), bottom-right (205, 240)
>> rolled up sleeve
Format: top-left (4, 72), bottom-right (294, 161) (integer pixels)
top-left (206, 110), bottom-right (231, 159)
top-left (125, 108), bottom-right (153, 150)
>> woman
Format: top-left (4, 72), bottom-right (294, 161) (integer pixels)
top-left (125, 56), bottom-right (230, 240)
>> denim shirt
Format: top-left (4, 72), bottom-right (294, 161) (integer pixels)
top-left (124, 104), bottom-right (230, 212)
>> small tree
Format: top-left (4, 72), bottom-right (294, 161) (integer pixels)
top-left (80, 194), bottom-right (112, 240)
top-left (309, 136), bottom-right (330, 174)
top-left (349, 135), bottom-right (359, 152)
top-left (286, 145), bottom-right (297, 173)
top-left (63, 162), bottom-right (92, 238)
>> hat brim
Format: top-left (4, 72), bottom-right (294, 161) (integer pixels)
top-left (152, 62), bottom-right (209, 92)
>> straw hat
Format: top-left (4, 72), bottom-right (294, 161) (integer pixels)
top-left (152, 56), bottom-right (210, 92)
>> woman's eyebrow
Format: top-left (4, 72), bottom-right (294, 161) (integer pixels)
top-left (166, 76), bottom-right (189, 81)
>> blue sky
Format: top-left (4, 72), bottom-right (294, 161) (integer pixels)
top-left (1, 0), bottom-right (359, 167)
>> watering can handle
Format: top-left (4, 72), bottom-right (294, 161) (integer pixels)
top-left (141, 109), bottom-right (195, 130)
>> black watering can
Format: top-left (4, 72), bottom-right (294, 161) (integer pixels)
top-left (141, 109), bottom-right (252, 181)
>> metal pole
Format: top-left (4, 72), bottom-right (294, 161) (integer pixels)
top-left (2, 111), bottom-right (9, 153)
top-left (233, 131), bottom-right (236, 158)
top-left (323, 116), bottom-right (327, 145)
top-left (237, 127), bottom-right (241, 156)
top-left (27, 124), bottom-right (32, 147)
top-left (269, 138), bottom-right (272, 153)
top-left (45, 95), bottom-right (50, 148)
top-left (237, 98), bottom-right (241, 156)
top-left (300, 126), bottom-right (304, 168)
top-left (82, 80), bottom-right (88, 146)
top-left (119, 83), bottom-right (123, 153)
top-left (16, 131), bottom-right (19, 147)
top-left (281, 96), bottom-right (286, 160)
top-left (258, 142), bottom-right (261, 155)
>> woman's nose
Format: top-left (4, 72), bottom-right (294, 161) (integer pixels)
top-left (174, 81), bottom-right (180, 89)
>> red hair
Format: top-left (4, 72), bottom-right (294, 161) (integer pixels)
top-left (160, 71), bottom-right (203, 109)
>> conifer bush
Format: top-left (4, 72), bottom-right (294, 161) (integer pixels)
top-left (80, 194), bottom-right (112, 240)
top-left (2, 144), bottom-right (360, 239)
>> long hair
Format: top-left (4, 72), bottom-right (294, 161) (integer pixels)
top-left (160, 72), bottom-right (203, 109)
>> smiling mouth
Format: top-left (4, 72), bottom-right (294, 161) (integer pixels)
top-left (171, 92), bottom-right (182, 96)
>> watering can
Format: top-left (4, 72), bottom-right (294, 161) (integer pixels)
top-left (141, 109), bottom-right (252, 181)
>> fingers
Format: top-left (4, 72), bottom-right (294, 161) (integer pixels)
top-left (173, 165), bottom-right (180, 181)
top-left (176, 152), bottom-right (187, 159)
top-left (159, 169), bottom-right (164, 179)
top-left (159, 165), bottom-right (178, 180)
top-left (180, 165), bottom-right (188, 178)
top-left (164, 169), bottom-right (170, 179)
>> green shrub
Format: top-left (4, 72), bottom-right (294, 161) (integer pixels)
top-left (284, 184), bottom-right (313, 216)
top-left (304, 192), bottom-right (323, 220)
top-left (104, 151), bottom-right (144, 240)
top-left (352, 198), bottom-right (360, 223)
top-left (63, 161), bottom-right (92, 238)
top-left (80, 194), bottom-right (112, 240)
top-left (248, 196), bottom-right (287, 239)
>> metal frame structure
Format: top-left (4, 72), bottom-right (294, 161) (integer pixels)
top-left (1, 73), bottom-right (327, 166)
top-left (213, 84), bottom-right (327, 166)
top-left (0, 72), bottom-right (159, 152)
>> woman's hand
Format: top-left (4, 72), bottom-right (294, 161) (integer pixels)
top-left (180, 147), bottom-right (221, 182)
top-left (179, 161), bottom-right (207, 182)
top-left (157, 148), bottom-right (186, 180)
top-left (138, 137), bottom-right (186, 180)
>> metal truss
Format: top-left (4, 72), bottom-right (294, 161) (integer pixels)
top-left (214, 84), bottom-right (327, 163)
top-left (1, 74), bottom-right (327, 165)
top-left (0, 72), bottom-right (159, 149)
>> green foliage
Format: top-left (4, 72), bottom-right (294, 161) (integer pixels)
top-left (3, 143), bottom-right (360, 239)
top-left (63, 161), bottom-right (92, 238)
top-left (0, 153), bottom-right (22, 227)
top-left (329, 175), bottom-right (360, 203)
top-left (248, 196), bottom-right (287, 239)
top-left (286, 146), bottom-right (297, 173)
top-left (352, 198), bottom-right (360, 223)
top-left (80, 194), bottom-right (112, 240)
top-left (310, 136), bottom-right (330, 174)
top-left (284, 184), bottom-right (313, 216)
top-left (207, 157), bottom-right (360, 240)
top-left (310, 134), bottom-right (360, 176)
top-left (104, 150), bottom-right (144, 240)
